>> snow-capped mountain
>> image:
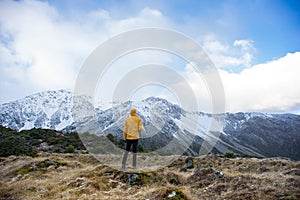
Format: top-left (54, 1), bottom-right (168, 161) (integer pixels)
top-left (223, 112), bottom-right (300, 160)
top-left (0, 90), bottom-right (73, 131)
top-left (0, 89), bottom-right (300, 160)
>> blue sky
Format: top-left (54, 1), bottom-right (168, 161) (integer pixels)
top-left (0, 0), bottom-right (300, 113)
top-left (45, 0), bottom-right (300, 63)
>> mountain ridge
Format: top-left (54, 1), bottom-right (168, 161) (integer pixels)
top-left (0, 89), bottom-right (299, 160)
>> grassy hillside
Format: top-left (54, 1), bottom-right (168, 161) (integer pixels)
top-left (0, 126), bottom-right (86, 157)
top-left (1, 126), bottom-right (299, 199)
top-left (0, 153), bottom-right (299, 199)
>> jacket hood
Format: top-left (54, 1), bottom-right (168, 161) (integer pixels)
top-left (130, 109), bottom-right (137, 116)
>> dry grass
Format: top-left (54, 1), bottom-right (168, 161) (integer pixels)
top-left (0, 153), bottom-right (299, 200)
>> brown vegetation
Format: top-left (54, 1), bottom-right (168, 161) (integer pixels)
top-left (0, 153), bottom-right (299, 200)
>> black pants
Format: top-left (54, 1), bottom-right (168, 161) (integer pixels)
top-left (121, 139), bottom-right (138, 168)
top-left (125, 139), bottom-right (138, 153)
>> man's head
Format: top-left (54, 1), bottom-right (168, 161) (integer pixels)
top-left (130, 108), bottom-right (137, 116)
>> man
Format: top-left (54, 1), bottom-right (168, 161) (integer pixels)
top-left (121, 108), bottom-right (142, 170)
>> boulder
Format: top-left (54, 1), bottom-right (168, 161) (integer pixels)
top-left (185, 157), bottom-right (194, 169)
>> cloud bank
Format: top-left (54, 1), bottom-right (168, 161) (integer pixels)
top-left (220, 52), bottom-right (300, 113)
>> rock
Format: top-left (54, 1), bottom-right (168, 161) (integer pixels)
top-left (32, 160), bottom-right (60, 169)
top-left (10, 174), bottom-right (22, 183)
top-left (126, 173), bottom-right (141, 185)
top-left (166, 190), bottom-right (185, 199)
top-left (259, 167), bottom-right (269, 173)
top-left (45, 161), bottom-right (59, 168)
top-left (194, 165), bottom-right (201, 174)
top-left (215, 171), bottom-right (224, 178)
top-left (32, 162), bottom-right (40, 170)
top-left (141, 156), bottom-right (147, 160)
top-left (103, 172), bottom-right (114, 176)
top-left (168, 191), bottom-right (176, 198)
top-left (186, 157), bottom-right (194, 169)
top-left (206, 165), bottom-right (213, 173)
top-left (27, 186), bottom-right (36, 191)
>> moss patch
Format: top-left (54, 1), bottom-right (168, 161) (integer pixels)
top-left (15, 165), bottom-right (33, 175)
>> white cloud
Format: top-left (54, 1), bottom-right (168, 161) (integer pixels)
top-left (0, 0), bottom-right (168, 102)
top-left (198, 35), bottom-right (255, 69)
top-left (0, 0), bottom-right (88, 90)
top-left (233, 39), bottom-right (254, 50)
top-left (220, 52), bottom-right (300, 113)
top-left (184, 52), bottom-right (300, 113)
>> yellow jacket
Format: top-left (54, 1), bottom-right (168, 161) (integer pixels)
top-left (124, 109), bottom-right (142, 140)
